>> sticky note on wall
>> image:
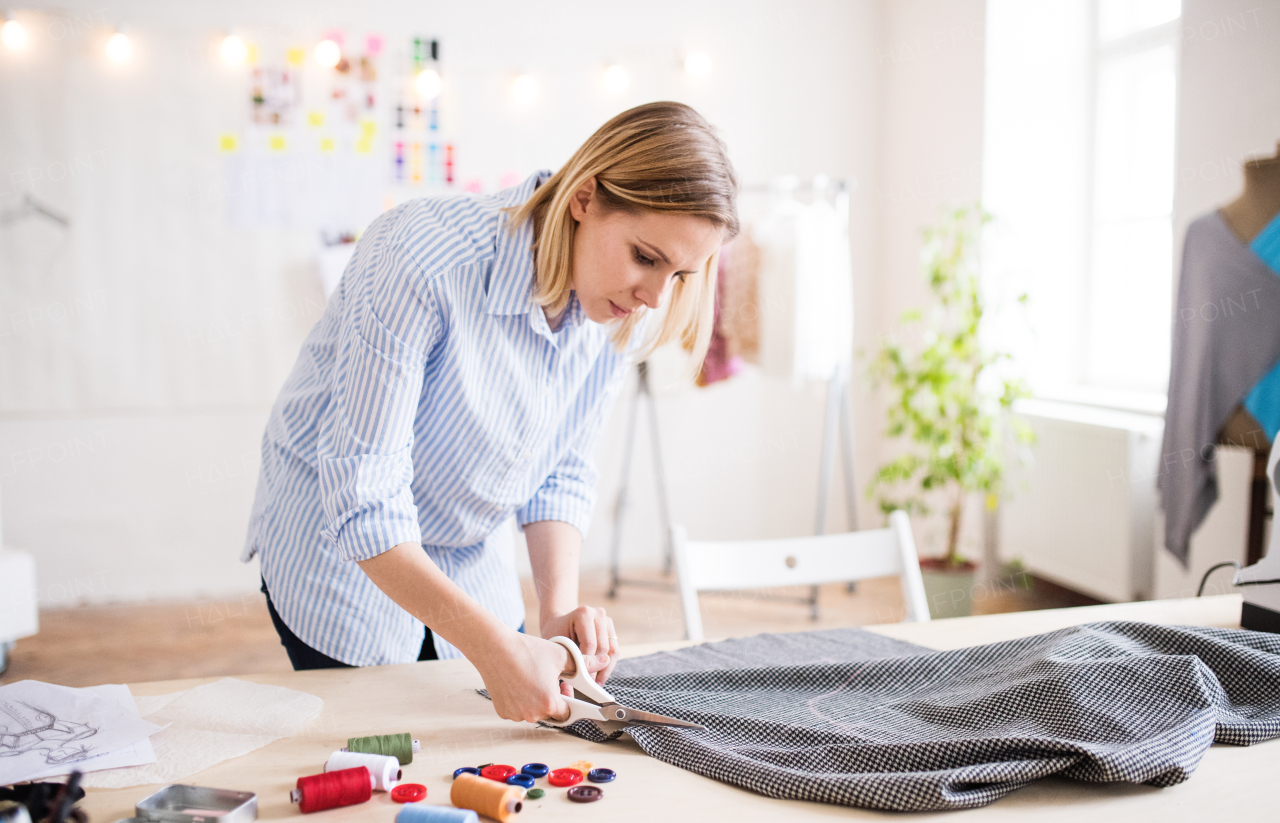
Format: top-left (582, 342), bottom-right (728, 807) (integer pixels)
top-left (268, 133), bottom-right (288, 152)
top-left (286, 47), bottom-right (305, 67)
top-left (307, 110), bottom-right (325, 127)
top-left (218, 133), bottom-right (240, 153)
top-left (319, 136), bottom-right (336, 153)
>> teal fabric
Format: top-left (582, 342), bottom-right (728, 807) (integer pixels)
top-left (1244, 212), bottom-right (1280, 440)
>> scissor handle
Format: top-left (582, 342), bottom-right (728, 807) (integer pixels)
top-left (549, 635), bottom-right (614, 704)
top-left (542, 696), bottom-right (607, 728)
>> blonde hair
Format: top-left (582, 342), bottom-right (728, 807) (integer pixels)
top-left (510, 101), bottom-right (739, 366)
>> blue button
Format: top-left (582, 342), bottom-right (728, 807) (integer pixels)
top-left (520, 762), bottom-right (549, 778)
top-left (453, 767), bottom-right (480, 779)
top-left (588, 768), bottom-right (616, 783)
top-left (506, 773), bottom-right (536, 789)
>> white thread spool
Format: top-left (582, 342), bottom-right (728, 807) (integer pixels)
top-left (325, 750), bottom-right (402, 791)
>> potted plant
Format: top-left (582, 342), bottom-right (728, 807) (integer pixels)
top-left (869, 204), bottom-right (1031, 619)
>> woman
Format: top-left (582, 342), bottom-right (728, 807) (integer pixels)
top-left (241, 101), bottom-right (739, 724)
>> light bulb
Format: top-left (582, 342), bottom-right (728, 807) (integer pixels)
top-left (106, 31), bottom-right (132, 63)
top-left (220, 34), bottom-right (247, 65)
top-left (314, 38), bottom-right (341, 68)
top-left (2, 18), bottom-right (28, 50)
top-left (511, 73), bottom-right (537, 107)
top-left (415, 67), bottom-right (442, 99)
top-left (602, 64), bottom-right (628, 95)
top-left (684, 51), bottom-right (712, 78)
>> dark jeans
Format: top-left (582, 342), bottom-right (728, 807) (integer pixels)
top-left (261, 578), bottom-right (437, 670)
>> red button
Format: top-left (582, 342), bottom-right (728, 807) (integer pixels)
top-left (480, 764), bottom-right (517, 782)
top-left (549, 768), bottom-right (583, 787)
top-left (390, 784), bottom-right (427, 803)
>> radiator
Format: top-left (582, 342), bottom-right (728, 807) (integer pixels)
top-left (999, 398), bottom-right (1165, 602)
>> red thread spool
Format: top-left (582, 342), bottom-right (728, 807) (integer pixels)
top-left (292, 766), bottom-right (374, 813)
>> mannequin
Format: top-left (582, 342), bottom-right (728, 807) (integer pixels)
top-left (1161, 141), bottom-right (1280, 566)
top-left (1220, 141), bottom-right (1280, 243)
top-left (1216, 142), bottom-right (1280, 565)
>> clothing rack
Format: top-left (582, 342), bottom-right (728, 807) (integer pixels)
top-left (607, 361), bottom-right (676, 597)
top-left (608, 174), bottom-right (861, 616)
top-left (605, 357), bottom-right (862, 615)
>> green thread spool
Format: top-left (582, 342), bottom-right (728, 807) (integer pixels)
top-left (345, 733), bottom-right (419, 765)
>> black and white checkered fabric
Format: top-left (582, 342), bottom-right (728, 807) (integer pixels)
top-left (556, 622), bottom-right (1280, 811)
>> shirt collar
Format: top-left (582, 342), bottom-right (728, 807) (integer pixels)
top-left (486, 170), bottom-right (552, 316)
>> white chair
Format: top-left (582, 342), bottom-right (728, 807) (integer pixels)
top-left (671, 510), bottom-right (930, 642)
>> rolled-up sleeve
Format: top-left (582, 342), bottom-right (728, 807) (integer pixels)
top-left (517, 351), bottom-right (630, 538)
top-left (317, 241), bottom-right (443, 561)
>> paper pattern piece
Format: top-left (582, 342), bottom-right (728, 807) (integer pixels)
top-left (22, 685), bottom-right (158, 781)
top-left (0, 680), bottom-right (161, 786)
top-left (80, 678), bottom-right (323, 788)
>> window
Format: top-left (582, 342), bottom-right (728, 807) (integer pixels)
top-left (982, 0), bottom-right (1181, 403)
top-left (1086, 0), bottom-right (1180, 390)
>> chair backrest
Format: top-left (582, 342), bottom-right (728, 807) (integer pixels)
top-left (671, 509), bottom-right (930, 642)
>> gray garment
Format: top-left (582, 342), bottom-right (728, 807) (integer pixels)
top-left (562, 622), bottom-right (1280, 812)
top-left (1160, 210), bottom-right (1280, 565)
top-left (612, 626), bottom-right (929, 677)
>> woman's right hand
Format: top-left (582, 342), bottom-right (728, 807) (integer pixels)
top-left (473, 632), bottom-right (579, 723)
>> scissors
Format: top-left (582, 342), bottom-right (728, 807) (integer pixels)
top-left (544, 636), bottom-right (705, 731)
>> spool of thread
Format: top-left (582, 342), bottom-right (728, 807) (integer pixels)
top-left (325, 750), bottom-right (402, 791)
top-left (344, 733), bottom-right (420, 765)
top-left (450, 773), bottom-right (522, 823)
top-left (291, 767), bottom-right (375, 813)
top-left (396, 805), bottom-right (478, 823)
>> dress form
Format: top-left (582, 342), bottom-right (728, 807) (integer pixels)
top-left (1215, 141), bottom-right (1280, 564)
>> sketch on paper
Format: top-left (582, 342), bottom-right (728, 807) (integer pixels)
top-left (0, 681), bottom-right (162, 787)
top-left (0, 698), bottom-right (100, 765)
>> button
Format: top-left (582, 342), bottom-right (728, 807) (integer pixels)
top-left (390, 784), bottom-right (427, 803)
top-left (506, 773), bottom-right (535, 790)
top-left (548, 768), bottom-right (583, 787)
top-left (520, 763), bottom-right (549, 778)
top-left (567, 760), bottom-right (593, 773)
top-left (567, 786), bottom-right (603, 803)
top-left (526, 788), bottom-right (545, 800)
top-left (481, 764), bottom-right (517, 782)
top-left (587, 768), bottom-right (615, 783)
top-left (453, 767), bottom-right (479, 779)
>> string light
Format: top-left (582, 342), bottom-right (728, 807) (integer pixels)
top-left (602, 64), bottom-right (628, 95)
top-left (684, 51), bottom-right (712, 78)
top-left (2, 15), bottom-right (28, 50)
top-left (511, 73), bottom-right (537, 107)
top-left (105, 30), bottom-right (132, 63)
top-left (314, 38), bottom-right (341, 68)
top-left (415, 67), bottom-right (441, 100)
top-left (219, 33), bottom-right (247, 65)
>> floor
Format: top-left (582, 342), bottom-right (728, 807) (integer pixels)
top-left (2, 568), bottom-right (1099, 687)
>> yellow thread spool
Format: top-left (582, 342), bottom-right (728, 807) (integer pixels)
top-left (450, 773), bottom-right (523, 823)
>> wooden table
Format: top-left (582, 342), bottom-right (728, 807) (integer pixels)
top-left (82, 595), bottom-right (1270, 822)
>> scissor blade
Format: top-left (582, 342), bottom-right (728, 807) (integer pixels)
top-left (600, 703), bottom-right (706, 730)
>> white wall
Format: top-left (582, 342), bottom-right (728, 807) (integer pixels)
top-left (1, 0), bottom-right (887, 605)
top-left (1172, 0), bottom-right (1280, 249)
top-left (869, 0), bottom-right (989, 559)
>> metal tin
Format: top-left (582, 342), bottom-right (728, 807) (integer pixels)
top-left (135, 785), bottom-right (257, 823)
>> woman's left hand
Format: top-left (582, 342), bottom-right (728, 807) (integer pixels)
top-left (540, 605), bottom-right (619, 686)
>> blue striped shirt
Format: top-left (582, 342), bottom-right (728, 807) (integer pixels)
top-left (241, 172), bottom-right (634, 665)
